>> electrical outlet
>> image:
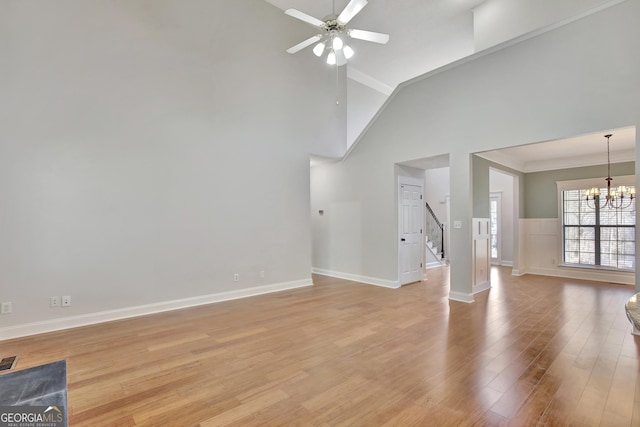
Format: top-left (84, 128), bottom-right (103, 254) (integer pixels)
top-left (62, 296), bottom-right (71, 307)
top-left (1, 302), bottom-right (12, 314)
top-left (233, 273), bottom-right (240, 282)
top-left (51, 296), bottom-right (60, 308)
top-left (259, 270), bottom-right (265, 279)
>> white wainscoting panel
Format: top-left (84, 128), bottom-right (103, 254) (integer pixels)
top-left (519, 218), bottom-right (634, 285)
top-left (472, 218), bottom-right (491, 293)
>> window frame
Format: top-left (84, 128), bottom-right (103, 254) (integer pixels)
top-left (556, 175), bottom-right (636, 272)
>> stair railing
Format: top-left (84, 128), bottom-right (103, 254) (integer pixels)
top-left (425, 201), bottom-right (445, 260)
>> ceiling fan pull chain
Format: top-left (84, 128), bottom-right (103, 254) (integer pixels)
top-left (336, 62), bottom-right (340, 105)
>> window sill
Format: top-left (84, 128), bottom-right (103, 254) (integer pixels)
top-left (558, 263), bottom-right (635, 273)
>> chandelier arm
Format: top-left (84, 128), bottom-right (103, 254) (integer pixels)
top-left (594, 133), bottom-right (636, 210)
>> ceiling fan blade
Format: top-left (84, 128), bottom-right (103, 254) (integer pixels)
top-left (348, 29), bottom-right (390, 44)
top-left (337, 0), bottom-right (368, 25)
top-left (285, 9), bottom-right (325, 28)
top-left (286, 35), bottom-right (322, 54)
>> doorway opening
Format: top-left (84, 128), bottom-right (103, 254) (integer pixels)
top-left (490, 192), bottom-right (501, 264)
top-left (489, 168), bottom-right (517, 269)
top-left (396, 155), bottom-right (450, 285)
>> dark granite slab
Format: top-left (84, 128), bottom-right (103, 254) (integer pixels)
top-left (0, 360), bottom-right (68, 426)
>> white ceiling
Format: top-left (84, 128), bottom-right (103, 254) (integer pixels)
top-left (268, 0), bottom-right (636, 169)
top-left (477, 126), bottom-right (636, 173)
top-left (394, 127), bottom-right (637, 173)
top-left (265, 0), bottom-right (486, 88)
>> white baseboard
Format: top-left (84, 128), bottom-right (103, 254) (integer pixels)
top-left (524, 266), bottom-right (634, 285)
top-left (0, 279), bottom-right (312, 341)
top-left (425, 261), bottom-right (445, 270)
top-left (312, 268), bottom-right (400, 289)
top-left (449, 291), bottom-right (474, 303)
top-left (473, 281), bottom-right (491, 294)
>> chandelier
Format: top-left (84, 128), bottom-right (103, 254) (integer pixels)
top-left (584, 133), bottom-right (635, 209)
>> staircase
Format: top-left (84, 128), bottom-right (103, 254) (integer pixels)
top-left (425, 201), bottom-right (447, 267)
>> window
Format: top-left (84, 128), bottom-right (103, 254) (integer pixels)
top-left (562, 188), bottom-right (635, 270)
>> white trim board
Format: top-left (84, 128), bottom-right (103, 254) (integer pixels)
top-left (473, 281), bottom-right (492, 295)
top-left (312, 268), bottom-right (400, 289)
top-left (425, 261), bottom-right (445, 270)
top-left (449, 291), bottom-right (474, 303)
top-left (347, 67), bottom-right (394, 96)
top-left (0, 279), bottom-right (312, 341)
top-left (523, 267), bottom-right (634, 286)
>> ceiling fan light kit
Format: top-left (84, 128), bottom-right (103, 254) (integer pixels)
top-left (332, 36), bottom-right (344, 50)
top-left (343, 45), bottom-right (354, 59)
top-left (327, 50), bottom-right (337, 65)
top-left (313, 42), bottom-right (326, 57)
top-left (285, 0), bottom-right (389, 67)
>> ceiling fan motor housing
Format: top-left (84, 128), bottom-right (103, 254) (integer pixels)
top-left (322, 17), bottom-right (345, 33)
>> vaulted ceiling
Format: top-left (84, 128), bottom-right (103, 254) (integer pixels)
top-left (265, 0), bottom-right (485, 89)
top-left (265, 0), bottom-right (634, 167)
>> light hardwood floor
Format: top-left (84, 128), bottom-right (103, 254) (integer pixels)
top-left (1, 266), bottom-right (639, 426)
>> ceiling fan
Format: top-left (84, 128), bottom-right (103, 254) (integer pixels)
top-left (285, 0), bottom-right (390, 66)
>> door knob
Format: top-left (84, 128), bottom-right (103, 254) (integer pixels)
top-left (401, 238), bottom-right (406, 242)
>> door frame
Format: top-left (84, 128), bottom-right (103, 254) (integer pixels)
top-left (398, 176), bottom-right (425, 285)
top-left (490, 192), bottom-right (502, 264)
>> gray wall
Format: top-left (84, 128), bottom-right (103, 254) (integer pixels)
top-left (490, 169), bottom-right (516, 265)
top-left (524, 161), bottom-right (635, 218)
top-left (474, 0), bottom-right (616, 51)
top-left (424, 167), bottom-right (449, 224)
top-left (0, 0), bottom-right (345, 331)
top-left (347, 79), bottom-right (388, 150)
top-left (473, 155), bottom-right (491, 218)
top-left (310, 0), bottom-right (640, 297)
top-left (471, 157), bottom-right (525, 220)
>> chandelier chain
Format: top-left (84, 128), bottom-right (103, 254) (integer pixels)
top-left (584, 133), bottom-right (635, 210)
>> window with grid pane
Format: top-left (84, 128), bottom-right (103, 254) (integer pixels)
top-left (562, 189), bottom-right (635, 270)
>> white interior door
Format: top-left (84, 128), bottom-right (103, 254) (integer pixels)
top-left (399, 182), bottom-right (424, 285)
